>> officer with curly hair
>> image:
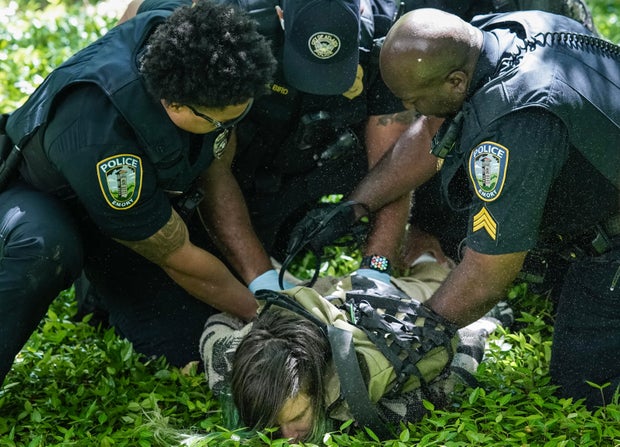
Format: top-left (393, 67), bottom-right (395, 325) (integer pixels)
top-left (0, 1), bottom-right (276, 385)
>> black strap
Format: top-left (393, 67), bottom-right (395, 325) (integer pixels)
top-left (258, 289), bottom-right (328, 336)
top-left (0, 114), bottom-right (20, 192)
top-left (327, 325), bottom-right (393, 439)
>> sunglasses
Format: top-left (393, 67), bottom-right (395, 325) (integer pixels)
top-left (186, 98), bottom-right (254, 130)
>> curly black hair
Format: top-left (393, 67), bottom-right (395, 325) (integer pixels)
top-left (140, 1), bottom-right (276, 108)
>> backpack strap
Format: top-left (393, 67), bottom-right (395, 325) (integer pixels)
top-left (344, 291), bottom-right (457, 396)
top-left (258, 289), bottom-right (328, 335)
top-left (327, 325), bottom-right (393, 439)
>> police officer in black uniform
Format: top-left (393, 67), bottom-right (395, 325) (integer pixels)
top-left (129, 0), bottom-right (594, 293)
top-left (0, 2), bottom-right (276, 386)
top-left (340, 8), bottom-right (620, 406)
top-left (121, 0), bottom-right (418, 292)
top-left (391, 0), bottom-right (596, 265)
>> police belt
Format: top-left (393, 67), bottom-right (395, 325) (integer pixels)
top-left (562, 213), bottom-right (620, 259)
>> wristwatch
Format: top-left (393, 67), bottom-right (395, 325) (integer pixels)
top-left (360, 254), bottom-right (392, 275)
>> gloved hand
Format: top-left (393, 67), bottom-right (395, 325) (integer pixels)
top-left (287, 200), bottom-right (369, 258)
top-left (248, 269), bottom-right (293, 293)
top-left (280, 201), bottom-right (369, 288)
top-left (288, 202), bottom-right (355, 254)
top-left (354, 268), bottom-right (391, 285)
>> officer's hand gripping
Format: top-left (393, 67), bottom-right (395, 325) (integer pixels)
top-left (278, 200), bottom-right (370, 289)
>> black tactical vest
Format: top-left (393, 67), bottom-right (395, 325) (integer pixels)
top-left (462, 11), bottom-right (620, 188)
top-left (435, 11), bottom-right (619, 244)
top-left (6, 10), bottom-right (215, 193)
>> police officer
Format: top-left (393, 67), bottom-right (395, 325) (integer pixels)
top-left (117, 0), bottom-right (418, 292)
top-left (0, 1), bottom-right (276, 385)
top-left (207, 0), bottom-right (595, 281)
top-left (206, 0), bottom-right (416, 287)
top-left (341, 8), bottom-right (620, 406)
top-left (392, 0), bottom-right (596, 267)
top-left (137, 0), bottom-right (593, 289)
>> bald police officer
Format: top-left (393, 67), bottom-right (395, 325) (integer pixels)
top-left (352, 8), bottom-right (619, 406)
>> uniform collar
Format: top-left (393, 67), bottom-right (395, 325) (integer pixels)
top-left (467, 30), bottom-right (502, 98)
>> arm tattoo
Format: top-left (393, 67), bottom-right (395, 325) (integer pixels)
top-left (377, 109), bottom-right (421, 127)
top-left (115, 209), bottom-right (188, 265)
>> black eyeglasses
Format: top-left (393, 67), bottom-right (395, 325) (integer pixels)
top-left (186, 98), bottom-right (254, 130)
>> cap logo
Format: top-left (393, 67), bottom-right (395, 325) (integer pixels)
top-left (308, 32), bottom-right (340, 59)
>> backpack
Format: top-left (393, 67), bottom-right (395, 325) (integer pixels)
top-left (256, 277), bottom-right (459, 438)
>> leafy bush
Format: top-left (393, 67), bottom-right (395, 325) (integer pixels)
top-left (591, 1), bottom-right (620, 42)
top-left (1, 1), bottom-right (619, 446)
top-left (0, 0), bottom-right (120, 111)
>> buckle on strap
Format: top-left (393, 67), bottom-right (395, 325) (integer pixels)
top-left (603, 214), bottom-right (620, 238)
top-left (591, 214), bottom-right (620, 255)
top-left (592, 224), bottom-right (613, 255)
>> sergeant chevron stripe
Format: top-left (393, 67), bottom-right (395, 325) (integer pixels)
top-left (472, 207), bottom-right (497, 240)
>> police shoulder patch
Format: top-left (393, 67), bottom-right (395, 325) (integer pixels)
top-left (468, 141), bottom-right (509, 202)
top-left (97, 154), bottom-right (142, 210)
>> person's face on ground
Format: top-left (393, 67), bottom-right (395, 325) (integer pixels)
top-left (276, 391), bottom-right (314, 442)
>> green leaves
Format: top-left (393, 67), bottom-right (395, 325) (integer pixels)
top-left (0, 1), bottom-right (119, 111)
top-left (1, 0), bottom-right (620, 446)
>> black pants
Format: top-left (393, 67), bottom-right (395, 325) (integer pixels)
top-left (550, 246), bottom-right (620, 407)
top-left (0, 182), bottom-right (83, 385)
top-left (79, 214), bottom-right (219, 368)
top-left (0, 180), bottom-right (217, 389)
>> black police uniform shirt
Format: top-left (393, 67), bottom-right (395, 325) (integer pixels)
top-left (442, 13), bottom-right (620, 257)
top-left (6, 5), bottom-right (220, 243)
top-left (41, 83), bottom-right (210, 241)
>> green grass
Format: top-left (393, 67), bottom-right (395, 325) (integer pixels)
top-left (1, 1), bottom-right (620, 446)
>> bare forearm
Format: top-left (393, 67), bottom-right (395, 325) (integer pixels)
top-left (364, 192), bottom-right (411, 260)
top-left (350, 115), bottom-right (443, 211)
top-left (199, 137), bottom-right (273, 284)
top-left (117, 209), bottom-right (257, 321)
top-left (360, 112), bottom-right (415, 259)
top-left (426, 248), bottom-right (527, 327)
top-left (163, 249), bottom-right (257, 321)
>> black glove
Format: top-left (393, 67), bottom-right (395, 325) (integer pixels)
top-left (279, 200), bottom-right (370, 288)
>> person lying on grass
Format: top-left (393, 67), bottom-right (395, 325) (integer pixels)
top-left (200, 259), bottom-right (512, 443)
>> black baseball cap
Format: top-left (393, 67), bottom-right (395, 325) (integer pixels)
top-left (282, 0), bottom-right (361, 95)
